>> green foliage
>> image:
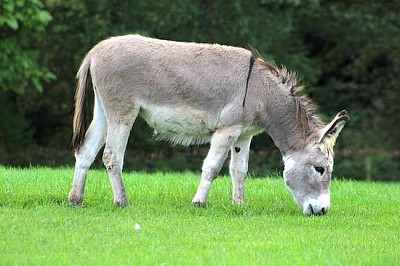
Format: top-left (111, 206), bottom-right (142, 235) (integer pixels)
top-left (335, 152), bottom-right (400, 182)
top-left (0, 0), bottom-right (55, 93)
top-left (298, 1), bottom-right (400, 150)
top-left (0, 0), bottom-right (52, 30)
top-left (1, 168), bottom-right (400, 265)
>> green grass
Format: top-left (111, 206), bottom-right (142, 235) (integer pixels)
top-left (1, 166), bottom-right (399, 265)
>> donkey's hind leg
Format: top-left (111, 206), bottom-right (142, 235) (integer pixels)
top-left (229, 136), bottom-right (252, 205)
top-left (102, 111), bottom-right (138, 207)
top-left (192, 126), bottom-right (242, 206)
top-left (69, 91), bottom-right (107, 205)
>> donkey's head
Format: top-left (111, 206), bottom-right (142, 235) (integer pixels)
top-left (283, 110), bottom-right (349, 216)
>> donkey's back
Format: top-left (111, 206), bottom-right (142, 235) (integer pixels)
top-left (90, 34), bottom-right (252, 107)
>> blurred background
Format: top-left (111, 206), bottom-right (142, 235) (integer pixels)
top-left (1, 0), bottom-right (399, 181)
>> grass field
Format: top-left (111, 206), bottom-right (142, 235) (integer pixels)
top-left (1, 166), bottom-right (399, 265)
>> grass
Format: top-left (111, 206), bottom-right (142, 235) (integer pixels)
top-left (0, 166), bottom-right (399, 265)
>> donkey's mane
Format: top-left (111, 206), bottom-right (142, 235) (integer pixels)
top-left (257, 57), bottom-right (324, 135)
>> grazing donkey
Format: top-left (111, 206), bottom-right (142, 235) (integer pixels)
top-left (69, 35), bottom-right (348, 216)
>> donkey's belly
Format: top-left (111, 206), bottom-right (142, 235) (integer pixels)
top-left (139, 105), bottom-right (215, 146)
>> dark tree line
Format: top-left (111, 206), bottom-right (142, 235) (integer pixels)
top-left (1, 0), bottom-right (399, 180)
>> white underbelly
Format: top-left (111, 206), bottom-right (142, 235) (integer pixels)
top-left (139, 105), bottom-right (215, 146)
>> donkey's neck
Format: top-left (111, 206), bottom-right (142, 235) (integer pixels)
top-left (249, 59), bottom-right (324, 155)
top-left (259, 89), bottom-right (313, 155)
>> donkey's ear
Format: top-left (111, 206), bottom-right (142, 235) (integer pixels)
top-left (317, 110), bottom-right (349, 151)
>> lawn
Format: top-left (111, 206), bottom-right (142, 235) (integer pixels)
top-left (0, 166), bottom-right (399, 265)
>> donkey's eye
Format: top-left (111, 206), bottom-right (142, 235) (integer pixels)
top-left (314, 166), bottom-right (325, 175)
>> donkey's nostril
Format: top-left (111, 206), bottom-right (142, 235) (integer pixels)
top-left (309, 204), bottom-right (314, 215)
top-left (316, 207), bottom-right (328, 216)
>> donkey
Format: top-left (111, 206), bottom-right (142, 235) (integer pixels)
top-left (69, 34), bottom-right (348, 216)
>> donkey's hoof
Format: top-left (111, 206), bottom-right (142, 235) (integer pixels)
top-left (232, 196), bottom-right (245, 205)
top-left (114, 199), bottom-right (129, 208)
top-left (192, 201), bottom-right (207, 208)
top-left (68, 192), bottom-right (83, 206)
top-left (69, 198), bottom-right (83, 206)
top-left (232, 198), bottom-right (245, 205)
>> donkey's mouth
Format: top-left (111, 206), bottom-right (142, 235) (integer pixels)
top-left (304, 204), bottom-right (328, 216)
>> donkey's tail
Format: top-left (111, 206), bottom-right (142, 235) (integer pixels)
top-left (71, 53), bottom-right (92, 152)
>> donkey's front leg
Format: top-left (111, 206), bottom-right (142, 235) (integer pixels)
top-left (192, 126), bottom-right (242, 206)
top-left (229, 136), bottom-right (252, 205)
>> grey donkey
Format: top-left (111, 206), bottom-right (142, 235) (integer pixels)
top-left (69, 35), bottom-right (348, 216)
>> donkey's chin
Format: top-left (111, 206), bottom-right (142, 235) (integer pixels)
top-left (301, 194), bottom-right (330, 216)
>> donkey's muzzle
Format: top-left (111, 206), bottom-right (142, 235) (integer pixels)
top-left (302, 193), bottom-right (330, 216)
